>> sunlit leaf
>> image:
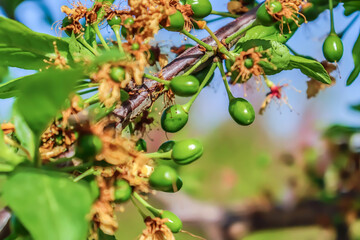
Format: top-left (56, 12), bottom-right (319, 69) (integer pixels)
top-left (3, 168), bottom-right (93, 240)
top-left (287, 55), bottom-right (332, 84)
top-left (0, 17), bottom-right (71, 70)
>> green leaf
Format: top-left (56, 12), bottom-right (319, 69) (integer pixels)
top-left (347, 33), bottom-right (360, 85)
top-left (0, 76), bottom-right (27, 99)
top-left (235, 21), bottom-right (299, 45)
top-left (69, 33), bottom-right (94, 62)
top-left (14, 69), bottom-right (83, 138)
top-left (347, 65), bottom-right (360, 86)
top-left (342, 1), bottom-right (360, 16)
top-left (0, 17), bottom-right (71, 70)
top-left (0, 130), bottom-right (24, 172)
top-left (98, 229), bottom-right (116, 240)
top-left (84, 25), bottom-right (97, 47)
top-left (235, 39), bottom-right (291, 75)
top-left (323, 124), bottom-right (360, 139)
top-left (3, 168), bottom-right (93, 240)
top-left (287, 55), bottom-right (332, 84)
top-left (0, 65), bottom-right (9, 83)
top-left (351, 103), bottom-right (360, 112)
top-left (12, 105), bottom-right (36, 159)
top-left (0, 0), bottom-right (24, 19)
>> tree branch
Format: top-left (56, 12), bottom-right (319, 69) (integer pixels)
top-left (112, 8), bottom-right (257, 129)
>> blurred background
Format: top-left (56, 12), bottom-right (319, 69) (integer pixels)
top-left (1, 0), bottom-right (360, 239)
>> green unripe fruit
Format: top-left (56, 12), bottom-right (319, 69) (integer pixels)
top-left (149, 165), bottom-right (183, 192)
top-left (171, 139), bottom-right (203, 165)
top-left (158, 140), bottom-right (175, 154)
top-left (124, 17), bottom-right (135, 25)
top-left (160, 210), bottom-right (183, 233)
top-left (161, 105), bottom-right (189, 133)
top-left (62, 17), bottom-right (73, 36)
top-left (228, 98), bottom-right (255, 126)
top-left (55, 135), bottom-right (64, 145)
top-left (322, 34), bottom-right (343, 62)
top-left (170, 75), bottom-right (200, 97)
top-left (121, 17), bottom-right (134, 38)
top-left (121, 26), bottom-right (128, 38)
top-left (269, 1), bottom-right (282, 14)
top-left (89, 179), bottom-right (100, 201)
top-left (114, 179), bottom-right (132, 203)
top-left (131, 43), bottom-right (140, 50)
top-left (136, 138), bottom-right (147, 152)
top-left (165, 10), bottom-right (185, 32)
top-left (108, 15), bottom-right (122, 26)
top-left (76, 134), bottom-right (103, 159)
top-left (256, 3), bottom-right (275, 26)
top-left (110, 66), bottom-right (126, 82)
top-left (244, 58), bottom-right (254, 69)
top-left (193, 64), bottom-right (214, 86)
top-left (186, 0), bottom-right (213, 19)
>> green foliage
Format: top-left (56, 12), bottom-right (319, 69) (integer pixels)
top-left (3, 168), bottom-right (93, 240)
top-left (323, 124), bottom-right (360, 139)
top-left (341, 0), bottom-right (360, 16)
top-left (235, 39), bottom-right (291, 75)
top-left (84, 25), bottom-right (97, 47)
top-left (0, 17), bottom-right (71, 70)
top-left (14, 69), bottom-right (82, 139)
top-left (0, 0), bottom-right (25, 19)
top-left (347, 33), bottom-right (360, 85)
top-left (0, 76), bottom-right (26, 99)
top-left (0, 65), bottom-right (9, 83)
top-left (12, 106), bottom-right (36, 159)
top-left (0, 130), bottom-right (24, 172)
top-left (287, 55), bottom-right (332, 84)
top-left (69, 33), bottom-right (94, 62)
top-left (236, 23), bottom-right (298, 45)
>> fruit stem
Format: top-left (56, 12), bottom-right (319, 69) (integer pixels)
top-left (329, 0), bottom-right (335, 34)
top-left (210, 10), bottom-right (239, 19)
top-left (84, 93), bottom-right (99, 105)
top-left (130, 196), bottom-right (148, 220)
top-left (73, 168), bottom-right (98, 182)
top-left (182, 61), bottom-right (218, 112)
top-left (263, 75), bottom-right (274, 88)
top-left (77, 36), bottom-right (99, 56)
top-left (225, 19), bottom-right (258, 44)
top-left (77, 87), bottom-right (99, 95)
top-left (145, 151), bottom-right (172, 159)
top-left (180, 29), bottom-right (213, 52)
top-left (183, 52), bottom-right (211, 76)
top-left (203, 24), bottom-right (235, 62)
top-left (143, 73), bottom-right (169, 85)
top-left (111, 25), bottom-right (125, 54)
top-left (57, 162), bottom-right (94, 172)
top-left (91, 24), bottom-right (110, 51)
top-left (133, 192), bottom-right (161, 217)
top-left (75, 83), bottom-right (100, 91)
top-left (3, 134), bottom-right (32, 161)
top-left (217, 61), bottom-right (234, 101)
